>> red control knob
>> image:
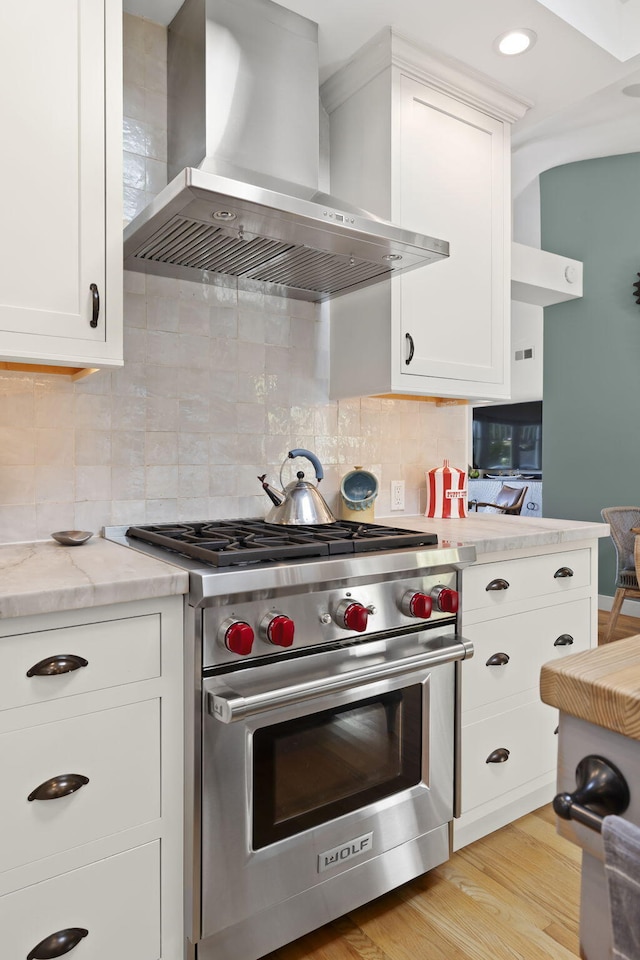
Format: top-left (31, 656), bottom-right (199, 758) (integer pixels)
top-left (433, 587), bottom-right (459, 614)
top-left (402, 591), bottom-right (433, 619)
top-left (222, 620), bottom-right (254, 656)
top-left (338, 600), bottom-right (369, 633)
top-left (265, 615), bottom-right (295, 647)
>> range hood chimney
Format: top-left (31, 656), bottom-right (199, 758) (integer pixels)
top-left (123, 0), bottom-right (449, 302)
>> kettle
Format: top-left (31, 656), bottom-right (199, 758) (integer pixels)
top-left (258, 449), bottom-right (336, 526)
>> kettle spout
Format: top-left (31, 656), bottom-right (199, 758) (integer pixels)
top-left (257, 474), bottom-right (284, 507)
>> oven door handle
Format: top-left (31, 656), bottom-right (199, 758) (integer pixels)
top-left (207, 635), bottom-right (473, 723)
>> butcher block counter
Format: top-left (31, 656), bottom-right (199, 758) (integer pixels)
top-left (540, 637), bottom-right (640, 960)
top-left (540, 634), bottom-right (640, 740)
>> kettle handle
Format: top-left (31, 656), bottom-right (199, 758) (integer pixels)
top-left (288, 448), bottom-right (324, 482)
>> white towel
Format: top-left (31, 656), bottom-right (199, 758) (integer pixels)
top-left (602, 815), bottom-right (640, 960)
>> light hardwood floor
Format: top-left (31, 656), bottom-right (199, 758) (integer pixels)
top-left (265, 611), bottom-right (640, 960)
top-left (598, 607), bottom-right (640, 644)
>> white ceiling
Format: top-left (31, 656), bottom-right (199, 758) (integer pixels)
top-left (124, 0), bottom-right (640, 198)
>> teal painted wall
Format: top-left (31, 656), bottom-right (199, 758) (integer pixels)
top-left (540, 153), bottom-right (640, 596)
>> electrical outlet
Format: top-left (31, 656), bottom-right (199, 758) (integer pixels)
top-left (391, 480), bottom-right (405, 511)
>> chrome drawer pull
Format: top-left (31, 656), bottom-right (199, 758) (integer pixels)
top-left (554, 566), bottom-right (574, 578)
top-left (554, 634), bottom-right (574, 647)
top-left (486, 652), bottom-right (510, 666)
top-left (27, 927), bottom-right (89, 959)
top-left (486, 748), bottom-right (510, 764)
top-left (27, 773), bottom-right (90, 802)
top-left (553, 755), bottom-right (629, 833)
top-left (486, 578), bottom-right (509, 591)
top-left (26, 654), bottom-right (88, 677)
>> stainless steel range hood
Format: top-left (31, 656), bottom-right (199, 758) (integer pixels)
top-left (123, 0), bottom-right (449, 302)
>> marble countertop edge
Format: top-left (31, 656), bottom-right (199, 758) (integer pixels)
top-left (0, 538), bottom-right (189, 621)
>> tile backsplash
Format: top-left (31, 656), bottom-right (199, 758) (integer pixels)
top-left (0, 14), bottom-right (467, 544)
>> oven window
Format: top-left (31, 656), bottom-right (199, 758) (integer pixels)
top-left (252, 685), bottom-right (423, 849)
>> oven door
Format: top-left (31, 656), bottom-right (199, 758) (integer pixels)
top-left (200, 629), bottom-right (469, 943)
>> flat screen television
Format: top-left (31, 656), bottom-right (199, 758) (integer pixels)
top-left (472, 401), bottom-right (542, 476)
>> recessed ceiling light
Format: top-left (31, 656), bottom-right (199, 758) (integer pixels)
top-left (622, 83), bottom-right (640, 98)
top-left (494, 28), bottom-right (537, 56)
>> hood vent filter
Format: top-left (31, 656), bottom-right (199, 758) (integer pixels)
top-left (133, 215), bottom-right (391, 297)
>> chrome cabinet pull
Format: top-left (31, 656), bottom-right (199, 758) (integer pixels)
top-left (89, 282), bottom-right (99, 328)
top-left (553, 755), bottom-right (630, 833)
top-left (486, 748), bottom-right (510, 764)
top-left (26, 654), bottom-right (88, 677)
top-left (27, 773), bottom-right (89, 802)
top-left (27, 928), bottom-right (89, 959)
top-left (554, 634), bottom-right (574, 647)
top-left (486, 578), bottom-right (509, 591)
top-left (554, 566), bottom-right (574, 578)
top-left (405, 332), bottom-right (415, 365)
top-left (485, 652), bottom-right (510, 666)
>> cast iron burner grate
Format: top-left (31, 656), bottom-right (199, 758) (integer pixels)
top-left (125, 519), bottom-right (438, 567)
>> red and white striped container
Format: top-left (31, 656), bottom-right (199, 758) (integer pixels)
top-left (424, 460), bottom-right (467, 519)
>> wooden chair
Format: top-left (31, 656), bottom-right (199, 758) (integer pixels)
top-left (600, 507), bottom-right (640, 644)
top-left (470, 484), bottom-right (528, 516)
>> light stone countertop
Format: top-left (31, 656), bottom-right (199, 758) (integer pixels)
top-left (0, 515), bottom-right (609, 621)
top-left (375, 512), bottom-right (610, 556)
top-left (0, 537), bottom-right (189, 621)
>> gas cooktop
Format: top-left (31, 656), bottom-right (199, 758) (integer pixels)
top-left (124, 518), bottom-right (438, 567)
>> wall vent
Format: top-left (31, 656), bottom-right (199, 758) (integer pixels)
top-left (515, 347), bottom-right (535, 361)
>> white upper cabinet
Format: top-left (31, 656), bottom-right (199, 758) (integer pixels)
top-left (0, 0), bottom-right (122, 369)
top-left (324, 30), bottom-right (529, 401)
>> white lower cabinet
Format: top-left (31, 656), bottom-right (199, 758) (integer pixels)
top-left (0, 596), bottom-right (183, 959)
top-left (1, 700), bottom-right (159, 873)
top-left (1, 842), bottom-right (160, 960)
top-left (453, 541), bottom-right (599, 850)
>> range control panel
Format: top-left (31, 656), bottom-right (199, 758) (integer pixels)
top-left (203, 571), bottom-right (460, 666)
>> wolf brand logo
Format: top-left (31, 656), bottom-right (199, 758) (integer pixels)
top-left (317, 832), bottom-right (373, 873)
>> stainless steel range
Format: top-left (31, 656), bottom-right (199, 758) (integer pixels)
top-left (106, 519), bottom-right (476, 960)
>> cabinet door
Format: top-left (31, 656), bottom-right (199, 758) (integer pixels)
top-left (395, 75), bottom-right (509, 396)
top-left (0, 0), bottom-right (122, 367)
top-left (1, 842), bottom-right (160, 960)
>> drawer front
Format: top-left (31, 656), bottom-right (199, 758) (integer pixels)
top-left (463, 598), bottom-right (591, 713)
top-left (460, 699), bottom-right (558, 813)
top-left (0, 700), bottom-right (159, 872)
top-left (463, 549), bottom-right (591, 612)
top-left (0, 614), bottom-right (160, 712)
top-left (0, 841), bottom-right (160, 960)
